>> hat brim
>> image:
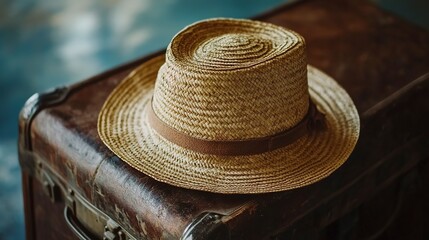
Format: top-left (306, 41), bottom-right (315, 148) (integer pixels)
top-left (98, 55), bottom-right (360, 194)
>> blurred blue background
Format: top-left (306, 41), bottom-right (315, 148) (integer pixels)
top-left (0, 0), bottom-right (428, 239)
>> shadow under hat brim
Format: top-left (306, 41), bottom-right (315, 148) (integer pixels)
top-left (98, 55), bottom-right (360, 194)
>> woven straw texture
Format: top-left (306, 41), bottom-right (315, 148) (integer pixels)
top-left (98, 18), bottom-right (360, 194)
top-left (154, 19), bottom-right (308, 140)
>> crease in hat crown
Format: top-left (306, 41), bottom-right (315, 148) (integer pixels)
top-left (151, 18), bottom-right (311, 142)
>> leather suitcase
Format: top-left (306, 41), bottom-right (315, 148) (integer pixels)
top-left (18, 0), bottom-right (429, 239)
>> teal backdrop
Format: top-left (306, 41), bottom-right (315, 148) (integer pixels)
top-left (0, 0), bottom-right (428, 239)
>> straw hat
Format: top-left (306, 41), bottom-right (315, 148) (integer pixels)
top-left (98, 18), bottom-right (359, 194)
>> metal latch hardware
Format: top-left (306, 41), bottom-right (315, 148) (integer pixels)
top-left (104, 219), bottom-right (127, 240)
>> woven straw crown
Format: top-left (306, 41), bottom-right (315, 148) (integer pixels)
top-left (153, 19), bottom-right (309, 141)
top-left (98, 18), bottom-right (360, 194)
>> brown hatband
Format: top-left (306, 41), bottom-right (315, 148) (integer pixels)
top-left (146, 100), bottom-right (326, 156)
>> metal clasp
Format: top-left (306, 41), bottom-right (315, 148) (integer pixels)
top-left (38, 162), bottom-right (61, 203)
top-left (104, 219), bottom-right (126, 240)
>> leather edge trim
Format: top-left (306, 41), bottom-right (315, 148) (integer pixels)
top-left (19, 86), bottom-right (71, 151)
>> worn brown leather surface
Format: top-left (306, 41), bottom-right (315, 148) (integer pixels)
top-left (21, 0), bottom-right (429, 239)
